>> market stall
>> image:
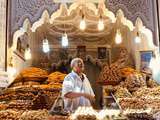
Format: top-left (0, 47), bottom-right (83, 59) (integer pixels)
top-left (0, 0), bottom-right (160, 120)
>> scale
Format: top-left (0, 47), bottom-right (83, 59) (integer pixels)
top-left (49, 91), bottom-right (69, 116)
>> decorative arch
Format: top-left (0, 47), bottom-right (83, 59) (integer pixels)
top-left (9, 1), bottom-right (158, 71)
top-left (11, 2), bottom-right (139, 50)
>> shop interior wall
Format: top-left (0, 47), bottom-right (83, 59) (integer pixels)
top-left (0, 0), bottom-right (6, 70)
top-left (5, 0), bottom-right (160, 108)
top-left (8, 0), bottom-right (160, 71)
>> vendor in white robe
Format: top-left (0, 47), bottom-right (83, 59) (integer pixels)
top-left (62, 58), bottom-right (95, 112)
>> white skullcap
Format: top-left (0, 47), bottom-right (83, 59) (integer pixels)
top-left (70, 58), bottom-right (83, 68)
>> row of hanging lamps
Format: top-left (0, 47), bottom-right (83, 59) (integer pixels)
top-left (98, 15), bottom-right (104, 31)
top-left (43, 38), bottom-right (50, 53)
top-left (79, 12), bottom-right (104, 31)
top-left (134, 31), bottom-right (141, 43)
top-left (114, 30), bottom-right (141, 44)
top-left (24, 44), bottom-right (32, 60)
top-left (115, 29), bottom-right (122, 44)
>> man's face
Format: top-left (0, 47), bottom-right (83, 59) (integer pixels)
top-left (74, 60), bottom-right (84, 73)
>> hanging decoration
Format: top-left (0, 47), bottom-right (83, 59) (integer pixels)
top-left (98, 15), bottom-right (104, 31)
top-left (61, 15), bottom-right (69, 47)
top-left (24, 44), bottom-right (32, 60)
top-left (7, 57), bottom-right (16, 77)
top-left (61, 32), bottom-right (69, 47)
top-left (115, 29), bottom-right (122, 44)
top-left (43, 38), bottom-right (50, 53)
top-left (134, 32), bottom-right (141, 43)
top-left (79, 9), bottom-right (86, 31)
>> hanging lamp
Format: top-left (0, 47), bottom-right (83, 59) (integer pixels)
top-left (115, 29), bottom-right (122, 44)
top-left (24, 44), bottom-right (32, 60)
top-left (79, 13), bottom-right (86, 31)
top-left (61, 20), bottom-right (69, 47)
top-left (43, 38), bottom-right (50, 53)
top-left (7, 57), bottom-right (16, 77)
top-left (61, 32), bottom-right (68, 47)
top-left (134, 32), bottom-right (141, 43)
top-left (98, 15), bottom-right (104, 31)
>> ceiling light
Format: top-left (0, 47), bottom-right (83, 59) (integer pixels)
top-left (61, 32), bottom-right (68, 47)
top-left (79, 14), bottom-right (86, 30)
top-left (24, 44), bottom-right (32, 60)
top-left (7, 66), bottom-right (17, 77)
top-left (115, 29), bottom-right (122, 44)
top-left (98, 16), bottom-right (104, 31)
top-left (7, 57), bottom-right (16, 77)
top-left (42, 39), bottom-right (50, 53)
top-left (134, 32), bottom-right (141, 43)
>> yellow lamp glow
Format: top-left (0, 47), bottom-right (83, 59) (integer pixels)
top-left (24, 45), bottom-right (32, 60)
top-left (115, 30), bottom-right (122, 44)
top-left (98, 19), bottom-right (104, 31)
top-left (79, 14), bottom-right (86, 31)
top-left (61, 32), bottom-right (69, 47)
top-left (134, 32), bottom-right (141, 43)
top-left (42, 39), bottom-right (50, 53)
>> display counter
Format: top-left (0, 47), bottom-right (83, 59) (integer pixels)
top-left (0, 67), bottom-right (160, 120)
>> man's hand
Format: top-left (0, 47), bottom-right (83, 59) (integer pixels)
top-left (83, 93), bottom-right (95, 102)
top-left (65, 92), bottom-right (95, 103)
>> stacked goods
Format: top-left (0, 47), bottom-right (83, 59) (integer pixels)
top-left (119, 98), bottom-right (160, 112)
top-left (114, 87), bottom-right (132, 98)
top-left (132, 87), bottom-right (160, 111)
top-left (23, 81), bottom-right (40, 85)
top-left (118, 98), bottom-right (147, 110)
top-left (0, 102), bottom-right (8, 110)
top-left (133, 87), bottom-right (151, 98)
top-left (0, 109), bottom-right (58, 120)
top-left (47, 72), bottom-right (67, 89)
top-left (71, 107), bottom-right (98, 120)
top-left (0, 87), bottom-right (37, 101)
top-left (119, 67), bottom-right (136, 78)
top-left (147, 79), bottom-right (159, 88)
top-left (0, 85), bottom-right (60, 110)
top-left (98, 65), bottom-right (121, 85)
top-left (11, 82), bottom-right (23, 87)
top-left (123, 73), bottom-right (147, 92)
top-left (126, 112), bottom-right (154, 120)
top-left (8, 100), bottom-right (33, 110)
top-left (38, 84), bottom-right (62, 89)
top-left (76, 115), bottom-right (97, 120)
top-left (123, 109), bottom-right (154, 120)
top-left (32, 92), bottom-right (48, 110)
top-left (43, 90), bottom-right (60, 109)
top-left (11, 67), bottom-right (48, 87)
top-left (98, 48), bottom-right (129, 85)
top-left (19, 109), bottom-right (49, 120)
top-left (146, 99), bottom-right (160, 111)
top-left (114, 81), bottom-right (125, 90)
top-left (0, 91), bottom-right (16, 101)
top-left (47, 72), bottom-right (67, 84)
top-left (48, 115), bottom-right (70, 120)
top-left (133, 87), bottom-right (160, 99)
top-left (21, 67), bottom-right (48, 81)
top-left (0, 109), bottom-right (23, 120)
